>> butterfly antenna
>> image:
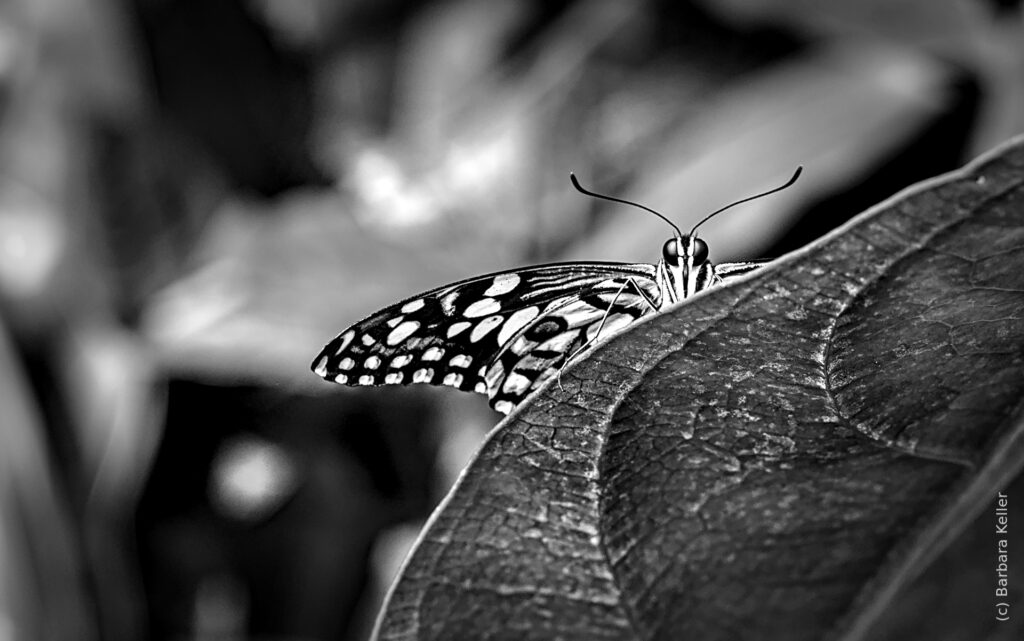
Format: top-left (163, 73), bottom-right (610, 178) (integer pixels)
top-left (689, 166), bottom-right (803, 237)
top-left (570, 172), bottom-right (683, 237)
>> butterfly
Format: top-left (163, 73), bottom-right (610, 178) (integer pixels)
top-left (312, 168), bottom-right (802, 415)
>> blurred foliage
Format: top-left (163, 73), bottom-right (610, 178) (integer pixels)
top-left (0, 0), bottom-right (1020, 640)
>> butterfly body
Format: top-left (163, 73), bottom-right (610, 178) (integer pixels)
top-left (312, 235), bottom-right (761, 414)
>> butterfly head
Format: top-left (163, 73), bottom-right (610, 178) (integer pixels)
top-left (662, 234), bottom-right (711, 299)
top-left (662, 235), bottom-right (708, 266)
top-left (569, 166), bottom-right (802, 302)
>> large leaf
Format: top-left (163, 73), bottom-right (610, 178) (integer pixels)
top-left (372, 135), bottom-right (1024, 641)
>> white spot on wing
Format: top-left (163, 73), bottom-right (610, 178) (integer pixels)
top-left (494, 400), bottom-right (514, 415)
top-left (412, 368), bottom-right (434, 383)
top-left (385, 372), bottom-right (403, 384)
top-left (497, 306), bottom-right (540, 344)
top-left (339, 358), bottom-right (355, 370)
top-left (502, 372), bottom-right (532, 395)
top-left (509, 336), bottom-right (530, 355)
top-left (560, 302), bottom-right (604, 328)
top-left (597, 291), bottom-right (631, 306)
top-left (470, 315), bottom-right (504, 342)
top-left (484, 273), bottom-right (520, 297)
top-left (449, 354), bottom-right (472, 368)
top-left (401, 299), bottom-right (425, 313)
top-left (484, 362), bottom-right (504, 388)
top-left (422, 347), bottom-right (444, 361)
top-left (387, 320), bottom-right (420, 346)
top-left (390, 354), bottom-right (413, 368)
top-left (358, 375), bottom-right (374, 385)
top-left (361, 334), bottom-right (376, 346)
top-left (464, 298), bottom-right (501, 318)
top-left (474, 382), bottom-right (487, 394)
top-left (447, 321), bottom-right (471, 338)
top-left (364, 356), bottom-right (381, 370)
top-left (313, 356), bottom-right (328, 377)
top-left (441, 291), bottom-right (459, 314)
top-left (386, 316), bottom-right (404, 328)
top-left (333, 373), bottom-right (348, 384)
top-left (538, 330), bottom-right (580, 353)
top-left (443, 373), bottom-right (463, 387)
top-left (334, 330), bottom-right (355, 354)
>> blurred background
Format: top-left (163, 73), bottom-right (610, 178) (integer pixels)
top-left (0, 0), bottom-right (1021, 639)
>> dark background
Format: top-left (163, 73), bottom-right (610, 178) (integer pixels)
top-left (1, 0), bottom-right (1021, 639)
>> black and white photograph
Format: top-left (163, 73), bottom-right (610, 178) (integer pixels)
top-left (1, 1), bottom-right (1023, 640)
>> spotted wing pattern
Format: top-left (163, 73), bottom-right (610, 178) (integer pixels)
top-left (311, 262), bottom-right (661, 414)
top-left (482, 284), bottom-right (656, 413)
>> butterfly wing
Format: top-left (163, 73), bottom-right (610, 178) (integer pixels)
top-left (483, 284), bottom-right (661, 412)
top-left (311, 262), bottom-right (659, 411)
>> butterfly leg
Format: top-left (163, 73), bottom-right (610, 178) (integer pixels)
top-left (556, 277), bottom-right (659, 391)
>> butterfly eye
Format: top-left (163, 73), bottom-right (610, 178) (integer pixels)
top-left (692, 238), bottom-right (709, 265)
top-left (662, 238), bottom-right (681, 266)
